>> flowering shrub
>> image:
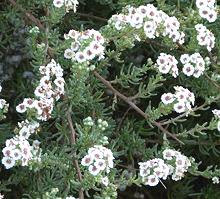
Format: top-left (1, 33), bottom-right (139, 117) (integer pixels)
top-left (1, 0), bottom-right (220, 198)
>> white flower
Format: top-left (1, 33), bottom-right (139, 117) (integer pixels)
top-left (64, 29), bottom-right (105, 68)
top-left (88, 165), bottom-right (101, 176)
top-left (158, 64), bottom-right (171, 74)
top-left (195, 24), bottom-right (215, 51)
top-left (16, 103), bottom-right (27, 113)
top-left (19, 126), bottom-right (31, 139)
top-left (75, 52), bottom-right (87, 63)
top-left (64, 49), bottom-right (74, 59)
top-left (23, 98), bottom-right (35, 108)
top-left (2, 156), bottom-right (16, 169)
top-left (206, 9), bottom-right (217, 23)
top-left (163, 149), bottom-right (175, 160)
top-left (173, 102), bottom-right (186, 113)
top-left (82, 145), bottom-right (114, 176)
top-left (83, 47), bottom-right (96, 60)
top-left (182, 63), bottom-right (195, 76)
top-left (81, 155), bottom-right (93, 166)
top-left (53, 0), bottom-right (64, 8)
top-left (146, 175), bottom-right (159, 186)
top-left (161, 93), bottom-right (175, 105)
top-left (199, 7), bottom-right (210, 19)
top-left (101, 176), bottom-right (109, 186)
top-left (156, 53), bottom-right (178, 77)
top-left (175, 157), bottom-right (186, 167)
top-left (180, 54), bottom-right (190, 64)
top-left (196, 0), bottom-right (208, 8)
top-left (90, 149), bottom-right (104, 160)
top-left (137, 5), bottom-right (148, 17)
top-left (181, 53), bottom-right (206, 77)
top-left (161, 86), bottom-right (195, 113)
top-left (139, 158), bottom-right (170, 186)
top-left (161, 149), bottom-right (192, 182)
top-left (94, 159), bottom-right (106, 171)
top-left (196, 0), bottom-right (217, 22)
top-left (130, 13), bottom-right (144, 29)
top-left (66, 197), bottom-right (76, 199)
top-left (11, 149), bottom-right (22, 161)
top-left (2, 147), bottom-right (13, 157)
top-left (140, 167), bottom-right (151, 177)
top-left (153, 167), bottom-right (165, 178)
top-left (143, 21), bottom-right (157, 38)
top-left (90, 41), bottom-right (105, 55)
top-left (71, 42), bottom-right (80, 51)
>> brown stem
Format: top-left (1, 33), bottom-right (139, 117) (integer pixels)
top-left (161, 95), bottom-right (220, 126)
top-left (115, 107), bottom-right (131, 134)
top-left (205, 73), bottom-right (220, 91)
top-left (76, 12), bottom-right (108, 22)
top-left (67, 109), bottom-right (84, 199)
top-left (161, 103), bottom-right (208, 126)
top-left (9, 0), bottom-right (45, 30)
top-left (9, 0), bottom-right (55, 57)
top-left (93, 71), bottom-right (184, 145)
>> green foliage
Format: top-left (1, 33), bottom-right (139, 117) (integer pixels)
top-left (1, 0), bottom-right (220, 198)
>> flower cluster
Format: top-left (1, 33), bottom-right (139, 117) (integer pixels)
top-left (97, 119), bottom-right (109, 131)
top-left (2, 120), bottom-right (41, 169)
top-left (81, 145), bottom-right (114, 177)
top-left (83, 117), bottom-right (109, 131)
top-left (195, 24), bottom-right (215, 52)
top-left (196, 0), bottom-right (217, 22)
top-left (108, 4), bottom-right (185, 44)
top-left (53, 0), bottom-right (79, 13)
top-left (138, 158), bottom-right (170, 186)
top-left (64, 29), bottom-right (105, 70)
top-left (16, 59), bottom-right (64, 121)
top-left (155, 53), bottom-right (179, 77)
top-left (180, 53), bottom-right (207, 78)
top-left (0, 193), bottom-right (3, 199)
top-left (0, 85), bottom-right (9, 120)
top-left (83, 116), bottom-right (94, 126)
top-left (29, 26), bottom-right (40, 34)
top-left (3, 60), bottom-right (63, 169)
top-left (212, 176), bottom-right (220, 184)
top-left (139, 149), bottom-right (192, 186)
top-left (161, 86), bottom-right (195, 113)
top-left (162, 149), bottom-right (191, 181)
top-left (212, 109), bottom-right (220, 131)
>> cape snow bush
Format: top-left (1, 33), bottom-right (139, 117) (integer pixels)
top-left (0, 0), bottom-right (220, 198)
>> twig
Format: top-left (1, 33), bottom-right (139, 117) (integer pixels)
top-left (93, 71), bottom-right (184, 145)
top-left (161, 95), bottom-right (220, 126)
top-left (67, 109), bottom-right (84, 199)
top-left (161, 103), bottom-right (208, 126)
top-left (76, 12), bottom-right (108, 22)
top-left (9, 0), bottom-right (54, 57)
top-left (115, 107), bottom-right (131, 134)
top-left (205, 73), bottom-right (220, 91)
top-left (9, 0), bottom-right (45, 30)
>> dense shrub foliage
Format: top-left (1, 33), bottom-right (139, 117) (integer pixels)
top-left (0, 0), bottom-right (220, 198)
